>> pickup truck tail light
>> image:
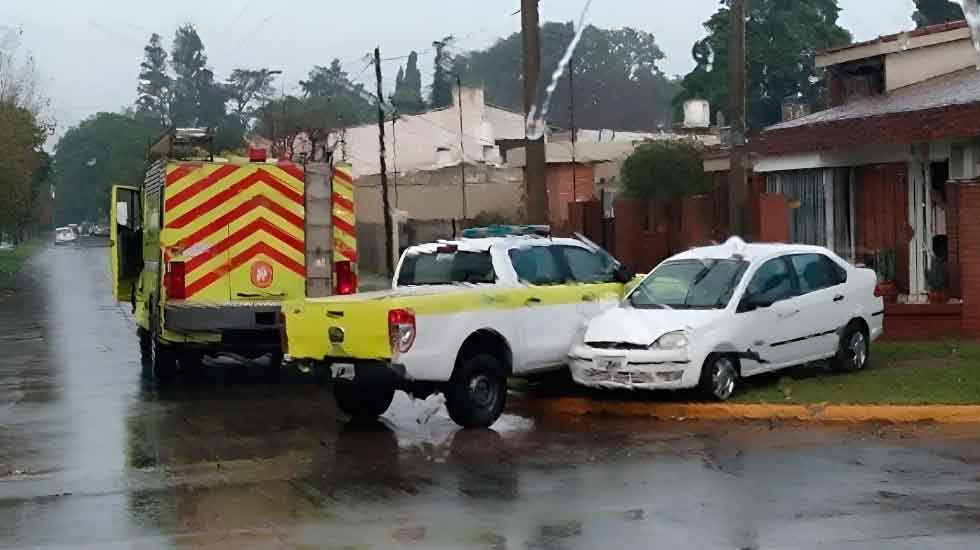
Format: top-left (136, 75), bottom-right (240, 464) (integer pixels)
top-left (874, 284), bottom-right (883, 298)
top-left (278, 310), bottom-right (288, 355)
top-left (388, 308), bottom-right (416, 355)
top-left (164, 261), bottom-right (187, 300)
top-left (334, 261), bottom-right (357, 295)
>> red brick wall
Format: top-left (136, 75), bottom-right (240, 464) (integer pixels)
top-left (883, 304), bottom-right (962, 341)
top-left (758, 193), bottom-right (790, 242)
top-left (855, 164), bottom-right (911, 294)
top-left (754, 102), bottom-right (980, 156)
top-left (547, 163), bottom-right (596, 228)
top-left (956, 183), bottom-right (980, 337)
top-left (946, 181), bottom-right (961, 299)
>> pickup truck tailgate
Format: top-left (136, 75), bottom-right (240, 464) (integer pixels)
top-left (283, 292), bottom-right (394, 361)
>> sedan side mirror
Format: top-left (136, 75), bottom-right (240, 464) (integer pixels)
top-left (739, 293), bottom-right (773, 312)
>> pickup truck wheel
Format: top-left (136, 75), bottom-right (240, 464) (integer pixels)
top-left (333, 381), bottom-right (395, 421)
top-left (446, 355), bottom-right (507, 429)
top-left (698, 355), bottom-right (738, 401)
top-left (832, 322), bottom-right (870, 372)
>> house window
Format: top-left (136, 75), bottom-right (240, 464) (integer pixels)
top-left (767, 168), bottom-right (852, 259)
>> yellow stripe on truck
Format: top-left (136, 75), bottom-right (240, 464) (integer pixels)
top-left (283, 282), bottom-right (623, 362)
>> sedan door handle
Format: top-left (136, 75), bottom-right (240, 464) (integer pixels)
top-left (833, 294), bottom-right (845, 302)
top-left (525, 297), bottom-right (542, 305)
top-left (777, 309), bottom-right (801, 320)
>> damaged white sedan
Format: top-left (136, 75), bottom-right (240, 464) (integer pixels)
top-left (569, 239), bottom-right (884, 400)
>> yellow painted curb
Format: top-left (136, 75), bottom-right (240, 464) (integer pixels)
top-left (518, 397), bottom-right (980, 424)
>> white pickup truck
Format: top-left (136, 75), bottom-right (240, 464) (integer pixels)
top-left (282, 227), bottom-right (633, 428)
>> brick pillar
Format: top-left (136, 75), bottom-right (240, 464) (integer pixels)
top-left (946, 181), bottom-right (961, 299)
top-left (956, 182), bottom-right (980, 337)
top-left (758, 193), bottom-right (790, 242)
top-left (614, 198), bottom-right (644, 273)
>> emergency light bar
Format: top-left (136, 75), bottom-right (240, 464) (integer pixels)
top-left (461, 225), bottom-right (551, 239)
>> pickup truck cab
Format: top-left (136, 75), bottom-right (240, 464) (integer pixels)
top-left (282, 227), bottom-right (631, 427)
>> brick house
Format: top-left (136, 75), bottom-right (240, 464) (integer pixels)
top-left (723, 21), bottom-right (980, 339)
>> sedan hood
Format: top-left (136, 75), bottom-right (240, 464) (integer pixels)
top-left (583, 306), bottom-right (725, 347)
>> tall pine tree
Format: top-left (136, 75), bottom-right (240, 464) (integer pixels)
top-left (393, 51), bottom-right (425, 113)
top-left (169, 24), bottom-right (225, 128)
top-left (430, 39), bottom-right (455, 109)
top-left (135, 33), bottom-right (171, 127)
top-left (913, 0), bottom-right (964, 28)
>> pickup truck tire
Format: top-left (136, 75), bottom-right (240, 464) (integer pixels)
top-left (333, 380), bottom-right (395, 421)
top-left (138, 328), bottom-right (151, 366)
top-left (446, 354), bottom-right (507, 429)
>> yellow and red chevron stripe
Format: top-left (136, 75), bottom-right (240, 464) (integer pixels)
top-left (332, 163), bottom-right (357, 265)
top-left (162, 161), bottom-right (305, 300)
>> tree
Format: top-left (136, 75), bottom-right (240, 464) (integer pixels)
top-left (392, 51), bottom-right (425, 113)
top-left (913, 0), bottom-right (964, 27)
top-left (169, 24), bottom-right (225, 128)
top-left (430, 37), bottom-right (455, 109)
top-left (136, 33), bottom-right (171, 127)
top-left (452, 23), bottom-right (679, 130)
top-left (619, 140), bottom-right (710, 200)
top-left (225, 68), bottom-right (278, 125)
top-left (0, 101), bottom-right (45, 241)
top-left (675, 0), bottom-right (851, 128)
top-left (52, 113), bottom-right (157, 225)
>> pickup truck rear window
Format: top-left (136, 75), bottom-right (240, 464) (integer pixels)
top-left (397, 251), bottom-right (496, 286)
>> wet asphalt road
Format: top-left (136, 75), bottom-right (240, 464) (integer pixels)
top-left (1, 239), bottom-right (980, 549)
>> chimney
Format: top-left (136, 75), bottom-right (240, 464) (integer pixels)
top-left (781, 97), bottom-right (811, 122)
top-left (683, 99), bottom-right (711, 129)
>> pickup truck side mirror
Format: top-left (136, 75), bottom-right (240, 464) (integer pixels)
top-left (614, 265), bottom-right (635, 284)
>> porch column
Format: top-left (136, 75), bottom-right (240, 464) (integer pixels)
top-left (953, 181), bottom-right (980, 337)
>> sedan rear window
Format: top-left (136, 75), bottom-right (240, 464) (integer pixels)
top-left (397, 250), bottom-right (495, 286)
top-left (628, 259), bottom-right (748, 310)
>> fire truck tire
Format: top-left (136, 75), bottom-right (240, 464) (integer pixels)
top-left (333, 380), bottom-right (395, 421)
top-left (138, 328), bottom-right (151, 366)
top-left (151, 336), bottom-right (178, 382)
top-left (445, 354), bottom-right (507, 429)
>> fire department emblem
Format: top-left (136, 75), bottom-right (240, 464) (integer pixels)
top-left (250, 261), bottom-right (274, 288)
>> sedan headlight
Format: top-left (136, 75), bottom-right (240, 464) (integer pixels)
top-left (651, 331), bottom-right (689, 350)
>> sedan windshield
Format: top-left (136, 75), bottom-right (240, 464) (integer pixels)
top-left (628, 259), bottom-right (748, 310)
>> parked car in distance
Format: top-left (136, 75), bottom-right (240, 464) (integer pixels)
top-left (55, 227), bottom-right (76, 245)
top-left (569, 238), bottom-right (884, 400)
top-left (91, 224), bottom-right (110, 237)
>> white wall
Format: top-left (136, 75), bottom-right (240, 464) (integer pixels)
top-left (886, 38), bottom-right (978, 91)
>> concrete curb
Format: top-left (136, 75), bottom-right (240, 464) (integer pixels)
top-left (516, 397), bottom-right (980, 423)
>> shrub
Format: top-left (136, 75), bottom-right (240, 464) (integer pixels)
top-left (619, 140), bottom-right (711, 200)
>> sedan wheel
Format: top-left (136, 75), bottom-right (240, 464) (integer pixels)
top-left (699, 355), bottom-right (737, 401)
top-left (848, 331), bottom-right (868, 370)
top-left (832, 322), bottom-right (870, 372)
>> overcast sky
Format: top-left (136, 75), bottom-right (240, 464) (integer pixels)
top-left (2, 0), bottom-right (920, 142)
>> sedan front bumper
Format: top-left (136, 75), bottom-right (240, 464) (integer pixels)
top-left (568, 344), bottom-right (701, 391)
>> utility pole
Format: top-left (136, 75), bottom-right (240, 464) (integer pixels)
top-left (728, 0), bottom-right (748, 237)
top-left (569, 54), bottom-right (577, 205)
top-left (374, 47), bottom-right (395, 276)
top-left (522, 0), bottom-right (548, 225)
top-left (455, 74), bottom-right (468, 220)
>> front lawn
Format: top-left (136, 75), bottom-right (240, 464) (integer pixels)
top-left (0, 240), bottom-right (41, 289)
top-left (735, 341), bottom-right (980, 405)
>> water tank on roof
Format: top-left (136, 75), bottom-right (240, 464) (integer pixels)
top-left (683, 99), bottom-right (711, 129)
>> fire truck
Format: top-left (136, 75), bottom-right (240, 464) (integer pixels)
top-left (110, 128), bottom-right (357, 380)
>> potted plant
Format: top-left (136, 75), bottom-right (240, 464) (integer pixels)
top-left (925, 260), bottom-right (948, 304)
top-left (875, 249), bottom-right (899, 305)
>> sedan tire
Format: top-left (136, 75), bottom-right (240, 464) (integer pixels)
top-left (698, 354), bottom-right (738, 401)
top-left (831, 322), bottom-right (870, 372)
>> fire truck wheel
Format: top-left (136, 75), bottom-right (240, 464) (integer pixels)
top-left (333, 380), bottom-right (395, 421)
top-left (138, 328), bottom-right (151, 366)
top-left (151, 337), bottom-right (178, 382)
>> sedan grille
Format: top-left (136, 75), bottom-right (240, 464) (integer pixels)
top-left (587, 341), bottom-right (648, 351)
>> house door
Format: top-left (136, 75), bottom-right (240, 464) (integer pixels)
top-left (908, 161), bottom-right (933, 297)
